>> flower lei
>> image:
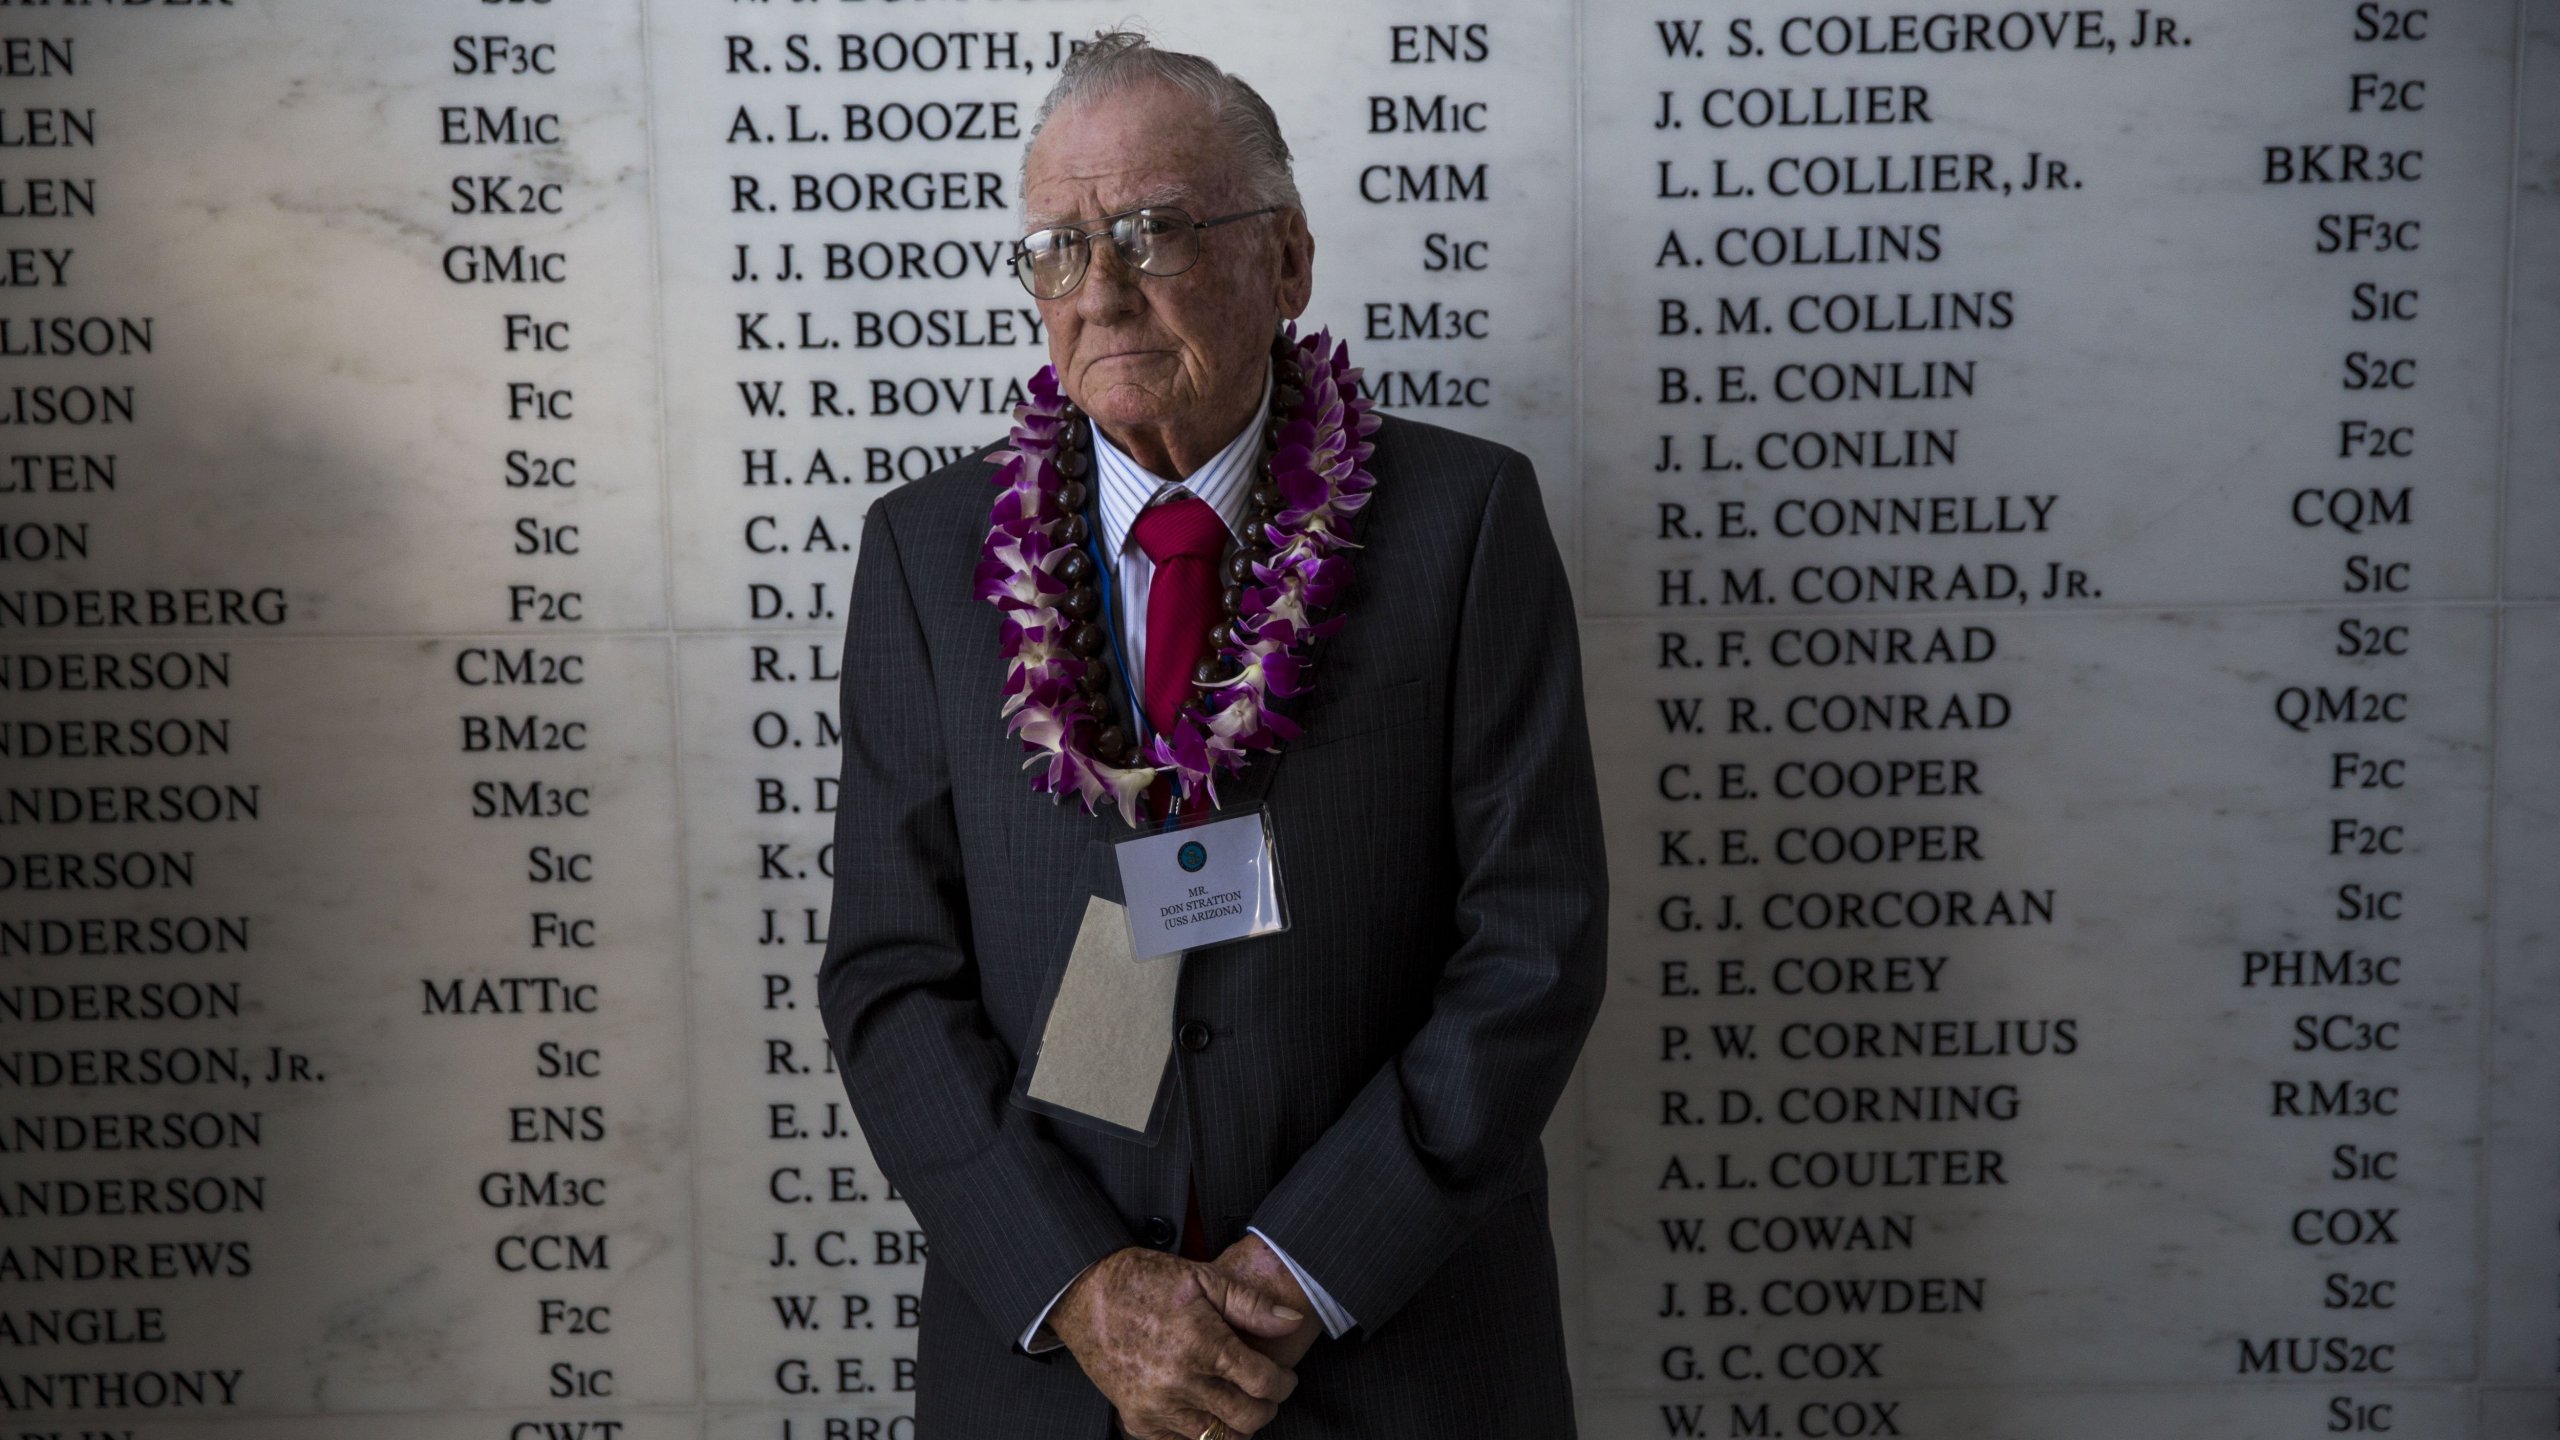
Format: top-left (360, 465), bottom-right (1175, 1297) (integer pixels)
top-left (974, 324), bottom-right (1381, 827)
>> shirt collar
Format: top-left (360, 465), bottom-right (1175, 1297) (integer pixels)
top-left (1091, 364), bottom-right (1272, 558)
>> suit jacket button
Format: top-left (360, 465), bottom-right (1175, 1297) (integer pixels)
top-left (1178, 1021), bottom-right (1212, 1053)
top-left (1141, 1214), bottom-right (1178, 1249)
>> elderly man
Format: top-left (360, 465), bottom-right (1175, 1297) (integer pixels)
top-left (818, 31), bottom-right (1605, 1440)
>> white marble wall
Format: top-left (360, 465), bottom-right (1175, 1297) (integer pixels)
top-left (0, 2), bottom-right (2549, 1437)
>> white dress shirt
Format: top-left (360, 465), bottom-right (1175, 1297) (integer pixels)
top-left (1017, 367), bottom-right (1357, 1351)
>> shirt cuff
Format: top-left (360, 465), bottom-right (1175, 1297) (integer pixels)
top-left (1018, 1261), bottom-right (1097, 1354)
top-left (1248, 1226), bottom-right (1356, 1338)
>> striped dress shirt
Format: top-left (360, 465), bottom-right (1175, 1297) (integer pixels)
top-left (1088, 366), bottom-right (1271, 717)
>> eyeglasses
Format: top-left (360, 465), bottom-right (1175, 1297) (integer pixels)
top-left (1011, 204), bottom-right (1283, 300)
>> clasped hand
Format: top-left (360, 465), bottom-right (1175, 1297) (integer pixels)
top-left (1050, 1235), bottom-right (1320, 1439)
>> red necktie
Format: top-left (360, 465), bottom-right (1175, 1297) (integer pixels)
top-left (1130, 495), bottom-right (1229, 1259)
top-left (1129, 493), bottom-right (1229, 738)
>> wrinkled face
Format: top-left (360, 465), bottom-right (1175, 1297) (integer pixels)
top-left (1020, 83), bottom-right (1313, 446)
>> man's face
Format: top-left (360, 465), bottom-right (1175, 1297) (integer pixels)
top-left (1020, 83), bottom-right (1313, 448)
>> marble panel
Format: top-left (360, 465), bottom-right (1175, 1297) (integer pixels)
top-left (2, 637), bottom-right (693, 1414)
top-left (1577, 1), bottom-right (2515, 618)
top-left (645, 0), bottom-right (1581, 633)
top-left (672, 631), bottom-right (919, 1408)
top-left (0, 4), bottom-right (668, 635)
top-left (1577, 606), bottom-right (2493, 1393)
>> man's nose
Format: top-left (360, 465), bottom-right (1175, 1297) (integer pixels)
top-left (1074, 236), bottom-right (1144, 323)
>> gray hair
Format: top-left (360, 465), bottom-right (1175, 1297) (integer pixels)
top-left (1025, 29), bottom-right (1303, 214)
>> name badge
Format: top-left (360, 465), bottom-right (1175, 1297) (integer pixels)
top-left (1112, 807), bottom-right (1288, 960)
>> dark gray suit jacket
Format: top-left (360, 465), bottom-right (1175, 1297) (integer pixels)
top-left (818, 413), bottom-right (1607, 1437)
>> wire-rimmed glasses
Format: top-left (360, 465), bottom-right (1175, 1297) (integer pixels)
top-left (1011, 204), bottom-right (1283, 300)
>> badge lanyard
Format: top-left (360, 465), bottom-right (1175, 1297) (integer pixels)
top-left (1080, 484), bottom-right (1153, 751)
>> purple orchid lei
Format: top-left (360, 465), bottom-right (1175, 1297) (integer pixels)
top-left (973, 324), bottom-right (1382, 828)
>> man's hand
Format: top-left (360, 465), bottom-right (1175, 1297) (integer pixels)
top-left (1212, 1234), bottom-right (1322, 1371)
top-left (1050, 1246), bottom-right (1303, 1439)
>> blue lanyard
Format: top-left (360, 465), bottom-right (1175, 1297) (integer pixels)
top-left (1080, 483), bottom-right (1154, 747)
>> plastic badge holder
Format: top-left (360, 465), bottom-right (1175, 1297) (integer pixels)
top-left (1011, 893), bottom-right (1183, 1145)
top-left (1110, 805), bottom-right (1289, 961)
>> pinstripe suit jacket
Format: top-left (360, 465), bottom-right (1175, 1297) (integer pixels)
top-left (818, 413), bottom-right (1607, 1438)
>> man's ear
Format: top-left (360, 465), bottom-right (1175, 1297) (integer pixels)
top-left (1271, 208), bottom-right (1315, 319)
